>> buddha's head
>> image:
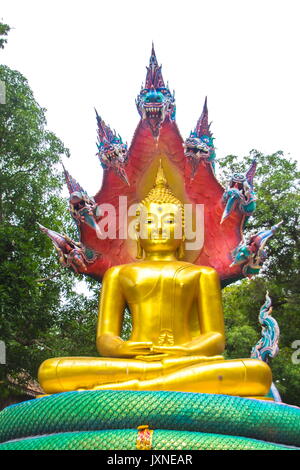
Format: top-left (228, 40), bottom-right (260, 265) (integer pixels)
top-left (136, 162), bottom-right (185, 259)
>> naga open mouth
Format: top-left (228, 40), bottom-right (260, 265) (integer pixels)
top-left (142, 103), bottom-right (165, 121)
top-left (184, 147), bottom-right (209, 159)
top-left (183, 137), bottom-right (210, 160)
top-left (142, 104), bottom-right (166, 137)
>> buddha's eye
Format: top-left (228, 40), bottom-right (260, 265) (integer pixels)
top-left (165, 219), bottom-right (174, 224)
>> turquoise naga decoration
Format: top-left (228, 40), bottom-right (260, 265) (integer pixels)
top-left (63, 165), bottom-right (100, 235)
top-left (221, 159), bottom-right (257, 225)
top-left (95, 109), bottom-right (129, 185)
top-left (251, 293), bottom-right (281, 402)
top-left (251, 292), bottom-right (280, 362)
top-left (230, 221), bottom-right (283, 277)
top-left (183, 96), bottom-right (216, 176)
top-left (136, 44), bottom-right (176, 138)
top-left (37, 224), bottom-right (96, 273)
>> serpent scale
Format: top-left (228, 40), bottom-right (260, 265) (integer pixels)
top-left (0, 390), bottom-right (299, 450)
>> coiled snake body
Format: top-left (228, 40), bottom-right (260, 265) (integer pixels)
top-left (0, 390), bottom-right (299, 450)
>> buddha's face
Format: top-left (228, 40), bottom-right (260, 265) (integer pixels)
top-left (137, 202), bottom-right (183, 254)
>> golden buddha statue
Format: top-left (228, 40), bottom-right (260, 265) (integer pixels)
top-left (38, 163), bottom-right (271, 398)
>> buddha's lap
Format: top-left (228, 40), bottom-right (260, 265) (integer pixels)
top-left (38, 356), bottom-right (271, 395)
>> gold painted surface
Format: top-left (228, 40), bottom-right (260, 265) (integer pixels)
top-left (38, 166), bottom-right (272, 397)
top-left (126, 158), bottom-right (199, 263)
top-left (136, 425), bottom-right (153, 450)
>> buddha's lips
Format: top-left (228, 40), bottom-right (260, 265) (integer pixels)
top-left (151, 237), bottom-right (169, 240)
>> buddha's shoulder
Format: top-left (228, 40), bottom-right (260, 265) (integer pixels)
top-left (171, 262), bottom-right (218, 274)
top-left (103, 263), bottom-right (144, 279)
top-left (102, 264), bottom-right (125, 281)
top-left (179, 263), bottom-right (219, 277)
top-left (196, 265), bottom-right (219, 275)
top-left (104, 262), bottom-right (218, 277)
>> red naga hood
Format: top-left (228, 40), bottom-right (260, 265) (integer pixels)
top-left (43, 46), bottom-right (247, 287)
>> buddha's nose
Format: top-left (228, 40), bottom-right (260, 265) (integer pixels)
top-left (156, 219), bottom-right (163, 234)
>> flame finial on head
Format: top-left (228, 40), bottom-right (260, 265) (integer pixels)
top-left (154, 159), bottom-right (168, 188)
top-left (141, 160), bottom-right (183, 208)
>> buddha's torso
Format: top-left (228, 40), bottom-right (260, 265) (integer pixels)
top-left (119, 261), bottom-right (202, 346)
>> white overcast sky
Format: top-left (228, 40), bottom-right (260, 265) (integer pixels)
top-left (1, 0), bottom-right (300, 196)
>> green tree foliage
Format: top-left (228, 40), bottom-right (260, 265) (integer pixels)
top-left (0, 23), bottom-right (10, 50)
top-left (219, 151), bottom-right (300, 405)
top-left (0, 63), bottom-right (77, 402)
top-left (38, 291), bottom-right (99, 359)
top-left (0, 21), bottom-right (99, 405)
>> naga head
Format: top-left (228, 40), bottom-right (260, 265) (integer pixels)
top-left (37, 223), bottom-right (88, 273)
top-left (230, 221), bottom-right (283, 277)
top-left (183, 134), bottom-right (213, 175)
top-left (136, 45), bottom-right (175, 138)
top-left (228, 160), bottom-right (257, 193)
top-left (229, 172), bottom-right (247, 189)
top-left (95, 109), bottom-right (129, 184)
top-left (231, 244), bottom-right (252, 266)
top-left (183, 135), bottom-right (210, 159)
top-left (63, 165), bottom-right (101, 236)
top-left (97, 136), bottom-right (128, 168)
top-left (184, 98), bottom-right (216, 175)
top-left (221, 160), bottom-right (257, 224)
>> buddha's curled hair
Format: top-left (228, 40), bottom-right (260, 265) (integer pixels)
top-left (138, 160), bottom-right (184, 217)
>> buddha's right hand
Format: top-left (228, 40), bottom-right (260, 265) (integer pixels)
top-left (97, 334), bottom-right (153, 357)
top-left (120, 340), bottom-right (154, 357)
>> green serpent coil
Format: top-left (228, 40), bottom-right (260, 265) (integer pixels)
top-left (0, 390), bottom-right (299, 450)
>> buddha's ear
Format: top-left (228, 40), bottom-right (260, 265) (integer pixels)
top-left (136, 237), bottom-right (144, 259)
top-left (177, 239), bottom-right (185, 259)
top-left (134, 221), bottom-right (144, 259)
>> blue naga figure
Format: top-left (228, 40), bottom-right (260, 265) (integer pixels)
top-left (95, 109), bottom-right (129, 185)
top-left (251, 292), bottom-right (280, 363)
top-left (251, 292), bottom-right (281, 402)
top-left (136, 44), bottom-right (175, 138)
top-left (230, 221), bottom-right (283, 277)
top-left (221, 159), bottom-right (257, 226)
top-left (183, 96), bottom-right (216, 176)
